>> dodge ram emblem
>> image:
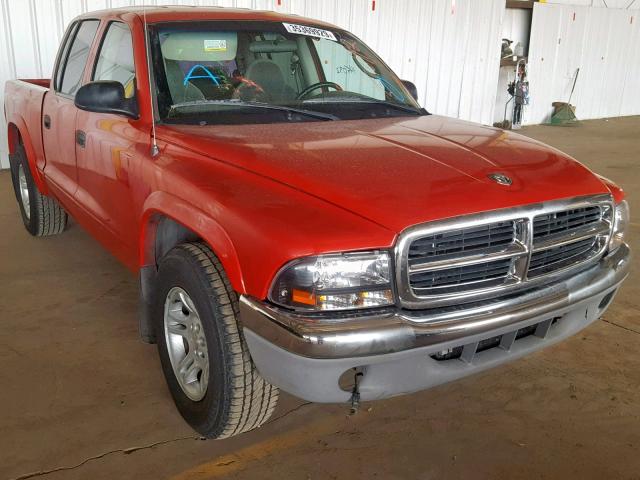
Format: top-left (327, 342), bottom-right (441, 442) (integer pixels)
top-left (488, 173), bottom-right (513, 186)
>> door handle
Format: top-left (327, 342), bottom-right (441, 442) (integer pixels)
top-left (43, 115), bottom-right (51, 129)
top-left (76, 130), bottom-right (86, 148)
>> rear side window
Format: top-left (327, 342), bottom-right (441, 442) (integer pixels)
top-left (93, 22), bottom-right (136, 98)
top-left (54, 23), bottom-right (77, 92)
top-left (59, 20), bottom-right (100, 96)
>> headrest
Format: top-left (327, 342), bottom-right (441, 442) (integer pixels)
top-left (161, 31), bottom-right (238, 62)
top-left (246, 60), bottom-right (285, 81)
top-left (249, 40), bottom-right (297, 53)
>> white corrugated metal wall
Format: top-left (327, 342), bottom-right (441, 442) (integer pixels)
top-left (546, 0), bottom-right (640, 8)
top-left (0, 0), bottom-right (505, 169)
top-left (526, 2), bottom-right (640, 124)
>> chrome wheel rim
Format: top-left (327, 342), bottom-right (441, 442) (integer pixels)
top-left (164, 287), bottom-right (209, 401)
top-left (17, 164), bottom-right (30, 219)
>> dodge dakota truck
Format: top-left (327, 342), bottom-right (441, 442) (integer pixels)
top-left (4, 7), bottom-right (631, 439)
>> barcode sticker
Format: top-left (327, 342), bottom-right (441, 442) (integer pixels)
top-left (282, 23), bottom-right (337, 41)
top-left (204, 39), bottom-right (227, 52)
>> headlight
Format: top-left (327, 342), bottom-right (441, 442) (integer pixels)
top-left (269, 251), bottom-right (394, 311)
top-left (608, 200), bottom-right (630, 253)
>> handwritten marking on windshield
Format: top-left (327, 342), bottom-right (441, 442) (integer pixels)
top-left (336, 65), bottom-right (355, 75)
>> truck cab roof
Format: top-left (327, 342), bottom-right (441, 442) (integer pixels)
top-left (76, 5), bottom-right (335, 29)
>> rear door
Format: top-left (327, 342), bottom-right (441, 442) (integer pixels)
top-left (42, 19), bottom-right (100, 199)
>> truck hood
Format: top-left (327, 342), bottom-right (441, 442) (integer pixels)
top-left (161, 115), bottom-right (609, 233)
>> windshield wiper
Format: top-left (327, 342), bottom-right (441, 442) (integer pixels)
top-left (349, 99), bottom-right (427, 115)
top-left (169, 100), bottom-right (339, 121)
top-left (304, 97), bottom-right (426, 116)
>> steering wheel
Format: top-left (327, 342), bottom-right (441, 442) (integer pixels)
top-left (296, 82), bottom-right (343, 100)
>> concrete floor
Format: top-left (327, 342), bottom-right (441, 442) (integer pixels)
top-left (1, 116), bottom-right (638, 480)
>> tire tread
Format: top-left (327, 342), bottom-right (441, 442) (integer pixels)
top-left (177, 242), bottom-right (279, 438)
top-left (34, 190), bottom-right (67, 236)
top-left (11, 145), bottom-right (67, 236)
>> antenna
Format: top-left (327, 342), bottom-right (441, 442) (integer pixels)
top-left (142, 4), bottom-right (160, 157)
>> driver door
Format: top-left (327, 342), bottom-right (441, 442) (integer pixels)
top-left (74, 21), bottom-right (143, 266)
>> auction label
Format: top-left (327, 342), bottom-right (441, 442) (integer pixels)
top-left (282, 23), bottom-right (337, 41)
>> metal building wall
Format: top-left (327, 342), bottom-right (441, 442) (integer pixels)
top-left (526, 2), bottom-right (640, 124)
top-left (0, 0), bottom-right (505, 169)
top-left (545, 0), bottom-right (640, 9)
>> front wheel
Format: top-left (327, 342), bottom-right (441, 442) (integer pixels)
top-left (154, 242), bottom-right (279, 438)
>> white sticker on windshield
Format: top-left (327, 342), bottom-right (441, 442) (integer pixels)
top-left (282, 23), bottom-right (337, 41)
top-left (204, 39), bottom-right (227, 52)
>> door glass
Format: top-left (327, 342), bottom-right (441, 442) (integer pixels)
top-left (59, 20), bottom-right (100, 97)
top-left (54, 23), bottom-right (78, 92)
top-left (93, 22), bottom-right (136, 98)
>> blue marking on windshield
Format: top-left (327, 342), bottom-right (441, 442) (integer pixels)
top-left (184, 64), bottom-right (220, 86)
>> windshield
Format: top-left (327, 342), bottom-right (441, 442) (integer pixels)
top-left (149, 20), bottom-right (425, 125)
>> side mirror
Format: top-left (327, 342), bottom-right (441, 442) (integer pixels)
top-left (401, 80), bottom-right (419, 102)
top-left (75, 81), bottom-right (138, 119)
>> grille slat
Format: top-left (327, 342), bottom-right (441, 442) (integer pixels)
top-left (411, 232), bottom-right (514, 252)
top-left (412, 264), bottom-right (511, 288)
top-left (528, 238), bottom-right (599, 278)
top-left (529, 238), bottom-right (595, 269)
top-left (408, 221), bottom-right (515, 265)
top-left (535, 212), bottom-right (600, 231)
top-left (533, 206), bottom-right (601, 240)
top-left (529, 205), bottom-right (603, 278)
top-left (410, 258), bottom-right (512, 295)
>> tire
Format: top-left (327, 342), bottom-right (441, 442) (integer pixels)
top-left (9, 145), bottom-right (67, 236)
top-left (154, 242), bottom-right (279, 438)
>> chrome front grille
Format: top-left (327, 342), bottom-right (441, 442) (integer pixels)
top-left (396, 195), bottom-right (613, 309)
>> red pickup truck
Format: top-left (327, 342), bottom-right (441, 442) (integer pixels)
top-left (4, 7), bottom-right (631, 439)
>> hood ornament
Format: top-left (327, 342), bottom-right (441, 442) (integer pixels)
top-left (488, 173), bottom-right (513, 186)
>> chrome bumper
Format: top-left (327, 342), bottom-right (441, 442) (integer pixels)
top-left (240, 244), bottom-right (630, 360)
top-left (240, 244), bottom-right (629, 402)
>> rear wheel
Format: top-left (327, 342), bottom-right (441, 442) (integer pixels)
top-left (9, 145), bottom-right (67, 236)
top-left (154, 242), bottom-right (279, 438)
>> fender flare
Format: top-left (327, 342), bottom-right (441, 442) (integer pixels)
top-left (139, 191), bottom-right (246, 294)
top-left (7, 116), bottom-right (49, 194)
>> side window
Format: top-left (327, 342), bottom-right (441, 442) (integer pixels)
top-left (93, 22), bottom-right (136, 98)
top-left (59, 20), bottom-right (100, 96)
top-left (54, 23), bottom-right (78, 92)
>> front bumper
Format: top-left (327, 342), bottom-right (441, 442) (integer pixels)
top-left (240, 244), bottom-right (631, 403)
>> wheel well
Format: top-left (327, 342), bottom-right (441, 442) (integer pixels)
top-left (152, 215), bottom-right (201, 266)
top-left (139, 214), bottom-right (203, 344)
top-left (7, 123), bottom-right (21, 154)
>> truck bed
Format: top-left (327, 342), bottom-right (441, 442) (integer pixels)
top-left (18, 79), bottom-right (50, 89)
top-left (4, 79), bottom-right (51, 174)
